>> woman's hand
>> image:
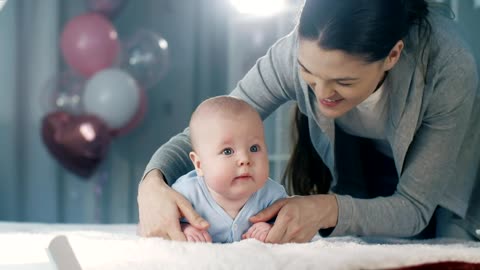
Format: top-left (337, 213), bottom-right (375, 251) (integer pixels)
top-left (137, 169), bottom-right (209, 240)
top-left (249, 195), bottom-right (338, 243)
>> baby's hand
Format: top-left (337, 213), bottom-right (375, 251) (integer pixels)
top-left (181, 223), bottom-right (212, 243)
top-left (242, 222), bottom-right (272, 242)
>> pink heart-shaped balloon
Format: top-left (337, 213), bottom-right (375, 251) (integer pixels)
top-left (41, 111), bottom-right (112, 178)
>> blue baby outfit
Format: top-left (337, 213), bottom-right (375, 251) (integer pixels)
top-left (172, 170), bottom-right (288, 243)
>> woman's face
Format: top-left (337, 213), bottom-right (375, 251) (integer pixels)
top-left (298, 39), bottom-right (402, 119)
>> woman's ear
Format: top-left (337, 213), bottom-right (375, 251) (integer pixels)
top-left (189, 151), bottom-right (204, 176)
top-left (383, 40), bottom-right (404, 71)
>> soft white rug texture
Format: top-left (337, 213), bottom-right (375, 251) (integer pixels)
top-left (0, 222), bottom-right (479, 270)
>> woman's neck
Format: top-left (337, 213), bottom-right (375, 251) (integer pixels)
top-left (373, 71), bottom-right (389, 93)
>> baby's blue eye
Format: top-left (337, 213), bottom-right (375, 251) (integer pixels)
top-left (250, 145), bottom-right (259, 152)
top-left (222, 148), bottom-right (233, 155)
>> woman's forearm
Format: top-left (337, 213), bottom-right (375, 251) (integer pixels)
top-left (143, 128), bottom-right (194, 186)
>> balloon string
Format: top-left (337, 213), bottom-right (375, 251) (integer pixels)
top-left (94, 169), bottom-right (108, 223)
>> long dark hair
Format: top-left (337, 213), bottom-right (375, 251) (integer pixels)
top-left (282, 105), bottom-right (331, 195)
top-left (298, 0), bottom-right (431, 62)
top-left (283, 0), bottom-right (431, 195)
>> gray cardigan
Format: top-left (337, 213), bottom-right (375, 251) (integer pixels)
top-left (144, 12), bottom-right (480, 238)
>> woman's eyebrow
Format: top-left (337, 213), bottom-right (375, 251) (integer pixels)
top-left (297, 59), bottom-right (359, 81)
top-left (297, 59), bottom-right (312, 73)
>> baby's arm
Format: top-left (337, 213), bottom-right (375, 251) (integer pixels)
top-left (181, 223), bottom-right (212, 243)
top-left (242, 222), bottom-right (272, 242)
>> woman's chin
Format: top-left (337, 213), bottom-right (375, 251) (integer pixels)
top-left (318, 106), bottom-right (348, 119)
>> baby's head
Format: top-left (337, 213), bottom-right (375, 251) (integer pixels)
top-left (189, 96), bottom-right (269, 200)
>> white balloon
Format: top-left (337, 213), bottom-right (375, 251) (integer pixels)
top-left (83, 68), bottom-right (140, 129)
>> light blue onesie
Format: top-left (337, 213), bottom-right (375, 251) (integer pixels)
top-left (172, 170), bottom-right (288, 243)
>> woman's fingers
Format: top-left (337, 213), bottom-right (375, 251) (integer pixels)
top-left (249, 198), bottom-right (288, 223)
top-left (265, 215), bottom-right (289, 243)
top-left (265, 195), bottom-right (337, 243)
top-left (177, 196), bottom-right (210, 230)
top-left (140, 223), bottom-right (169, 239)
top-left (137, 170), bottom-right (175, 238)
top-left (138, 171), bottom-right (213, 242)
top-left (167, 227), bottom-right (187, 241)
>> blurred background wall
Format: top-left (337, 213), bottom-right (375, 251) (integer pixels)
top-left (0, 0), bottom-right (478, 224)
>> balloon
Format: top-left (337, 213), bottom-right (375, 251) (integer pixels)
top-left (85, 0), bottom-right (127, 18)
top-left (110, 87), bottom-right (147, 137)
top-left (60, 13), bottom-right (120, 77)
top-left (41, 111), bottom-right (112, 178)
top-left (83, 68), bottom-right (140, 129)
top-left (41, 70), bottom-right (85, 115)
top-left (121, 29), bottom-right (169, 89)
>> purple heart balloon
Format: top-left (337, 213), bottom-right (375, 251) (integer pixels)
top-left (41, 111), bottom-right (112, 178)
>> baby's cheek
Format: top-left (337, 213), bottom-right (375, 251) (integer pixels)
top-left (257, 170), bottom-right (269, 185)
top-left (205, 172), bottom-right (231, 192)
top-left (257, 157), bottom-right (269, 180)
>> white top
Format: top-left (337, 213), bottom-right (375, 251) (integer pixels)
top-left (336, 85), bottom-right (393, 157)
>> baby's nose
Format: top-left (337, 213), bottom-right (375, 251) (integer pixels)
top-left (237, 155), bottom-right (251, 166)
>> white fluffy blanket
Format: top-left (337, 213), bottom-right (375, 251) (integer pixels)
top-left (0, 222), bottom-right (479, 270)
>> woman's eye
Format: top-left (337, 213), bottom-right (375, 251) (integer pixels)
top-left (337, 81), bottom-right (353, 87)
top-left (250, 145), bottom-right (259, 152)
top-left (222, 148), bottom-right (233, 155)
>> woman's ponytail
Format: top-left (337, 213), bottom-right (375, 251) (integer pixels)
top-left (404, 0), bottom-right (429, 25)
top-left (282, 105), bottom-right (331, 195)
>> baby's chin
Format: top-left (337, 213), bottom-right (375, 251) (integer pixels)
top-left (226, 188), bottom-right (258, 201)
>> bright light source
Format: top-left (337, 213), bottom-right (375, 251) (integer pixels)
top-left (158, 39), bottom-right (168, 50)
top-left (0, 0), bottom-right (7, 12)
top-left (230, 0), bottom-right (288, 17)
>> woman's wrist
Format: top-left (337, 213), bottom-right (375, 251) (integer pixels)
top-left (314, 194), bottom-right (338, 229)
top-left (141, 169), bottom-right (168, 187)
top-left (310, 194), bottom-right (338, 238)
top-left (325, 194), bottom-right (339, 228)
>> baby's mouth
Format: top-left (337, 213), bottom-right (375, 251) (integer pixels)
top-left (234, 174), bottom-right (252, 180)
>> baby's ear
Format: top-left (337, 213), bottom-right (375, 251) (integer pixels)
top-left (189, 152), bottom-right (204, 176)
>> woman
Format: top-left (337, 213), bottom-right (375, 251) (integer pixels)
top-left (138, 0), bottom-right (479, 243)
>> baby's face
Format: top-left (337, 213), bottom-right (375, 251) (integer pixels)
top-left (192, 111), bottom-right (269, 201)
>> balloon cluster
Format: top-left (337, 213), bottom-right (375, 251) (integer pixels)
top-left (41, 0), bottom-right (168, 178)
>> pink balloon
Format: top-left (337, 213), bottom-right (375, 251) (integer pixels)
top-left (110, 87), bottom-right (148, 137)
top-left (60, 13), bottom-right (120, 77)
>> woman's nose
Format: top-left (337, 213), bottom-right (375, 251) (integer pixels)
top-left (312, 80), bottom-right (335, 99)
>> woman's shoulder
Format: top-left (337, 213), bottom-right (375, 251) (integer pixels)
top-left (401, 9), bottom-right (477, 81)
top-left (425, 10), bottom-right (475, 63)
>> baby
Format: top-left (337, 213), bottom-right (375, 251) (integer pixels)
top-left (172, 96), bottom-right (288, 243)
